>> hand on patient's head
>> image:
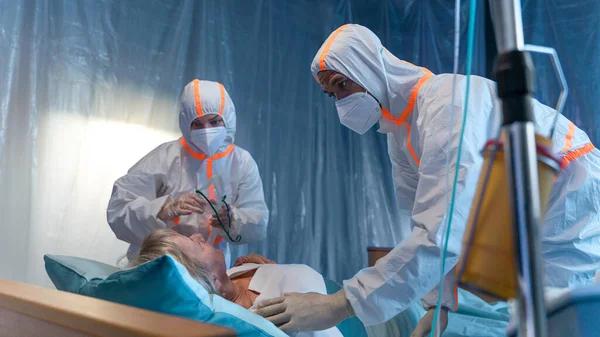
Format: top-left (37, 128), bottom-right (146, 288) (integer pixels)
top-left (233, 254), bottom-right (276, 267)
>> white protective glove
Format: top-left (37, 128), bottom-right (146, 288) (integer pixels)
top-left (411, 307), bottom-right (449, 337)
top-left (157, 193), bottom-right (208, 221)
top-left (254, 290), bottom-right (355, 335)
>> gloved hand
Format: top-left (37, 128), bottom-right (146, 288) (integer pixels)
top-left (254, 290), bottom-right (355, 335)
top-left (208, 205), bottom-right (233, 228)
top-left (233, 254), bottom-right (276, 267)
top-left (411, 307), bottom-right (448, 337)
top-left (157, 193), bottom-right (208, 221)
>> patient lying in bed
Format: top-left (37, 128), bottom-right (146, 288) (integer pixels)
top-left (129, 229), bottom-right (343, 337)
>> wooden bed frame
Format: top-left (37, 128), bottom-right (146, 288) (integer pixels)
top-left (367, 247), bottom-right (393, 267)
top-left (0, 278), bottom-right (235, 337)
top-left (368, 246), bottom-right (499, 302)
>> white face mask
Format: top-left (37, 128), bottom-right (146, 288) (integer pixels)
top-left (335, 92), bottom-right (382, 134)
top-left (190, 126), bottom-right (227, 157)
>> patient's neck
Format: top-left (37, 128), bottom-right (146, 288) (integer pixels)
top-left (216, 271), bottom-right (258, 309)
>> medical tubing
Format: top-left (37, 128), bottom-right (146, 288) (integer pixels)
top-left (445, 0), bottom-right (462, 229)
top-left (434, 0), bottom-right (461, 332)
top-left (195, 190), bottom-right (242, 242)
top-left (430, 0), bottom-right (477, 336)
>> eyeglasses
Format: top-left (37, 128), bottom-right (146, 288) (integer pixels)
top-left (195, 190), bottom-right (241, 243)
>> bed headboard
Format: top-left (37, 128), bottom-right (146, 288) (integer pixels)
top-left (0, 278), bottom-right (235, 337)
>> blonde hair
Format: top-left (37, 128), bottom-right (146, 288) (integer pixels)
top-left (128, 229), bottom-right (218, 294)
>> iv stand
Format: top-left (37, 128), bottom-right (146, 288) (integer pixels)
top-left (489, 1), bottom-right (548, 336)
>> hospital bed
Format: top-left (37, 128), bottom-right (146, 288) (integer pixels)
top-left (29, 250), bottom-right (514, 337)
top-left (0, 277), bottom-right (234, 337)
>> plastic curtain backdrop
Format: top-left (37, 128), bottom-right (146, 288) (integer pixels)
top-left (0, 0), bottom-right (598, 289)
top-left (522, 0), bottom-right (600, 137)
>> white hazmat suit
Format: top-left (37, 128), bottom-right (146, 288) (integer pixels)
top-left (107, 80), bottom-right (269, 265)
top-left (310, 24), bottom-right (600, 327)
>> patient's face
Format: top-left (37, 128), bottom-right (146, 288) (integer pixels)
top-left (170, 233), bottom-right (227, 277)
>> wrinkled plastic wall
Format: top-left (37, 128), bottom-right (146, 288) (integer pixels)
top-left (0, 0), bottom-right (597, 287)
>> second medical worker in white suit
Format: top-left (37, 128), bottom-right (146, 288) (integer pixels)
top-left (107, 80), bottom-right (269, 266)
top-left (255, 24), bottom-right (600, 337)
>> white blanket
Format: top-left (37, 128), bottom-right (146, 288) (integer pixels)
top-left (227, 263), bottom-right (344, 337)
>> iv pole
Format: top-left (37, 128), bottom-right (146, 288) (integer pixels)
top-left (489, 1), bottom-right (548, 336)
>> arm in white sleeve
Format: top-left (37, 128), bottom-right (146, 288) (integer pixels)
top-left (227, 153), bottom-right (269, 244)
top-left (421, 267), bottom-right (458, 310)
top-left (107, 153), bottom-right (171, 246)
top-left (343, 103), bottom-right (484, 326)
top-left (388, 132), bottom-right (459, 312)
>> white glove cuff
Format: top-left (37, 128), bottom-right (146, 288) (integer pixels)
top-left (155, 195), bottom-right (175, 222)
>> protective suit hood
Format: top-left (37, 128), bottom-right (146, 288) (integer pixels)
top-left (179, 80), bottom-right (237, 149)
top-left (310, 24), bottom-right (432, 132)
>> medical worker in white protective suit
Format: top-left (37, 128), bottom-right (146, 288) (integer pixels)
top-left (255, 24), bottom-right (600, 336)
top-left (107, 80), bottom-right (269, 266)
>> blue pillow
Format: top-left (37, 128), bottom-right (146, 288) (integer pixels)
top-left (44, 254), bottom-right (119, 293)
top-left (44, 254), bottom-right (286, 337)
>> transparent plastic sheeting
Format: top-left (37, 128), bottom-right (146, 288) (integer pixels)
top-left (0, 0), bottom-right (597, 288)
top-left (521, 0), bottom-right (600, 140)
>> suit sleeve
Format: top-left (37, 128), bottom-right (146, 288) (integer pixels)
top-left (106, 149), bottom-right (171, 246)
top-left (227, 152), bottom-right (269, 244)
top-left (343, 98), bottom-right (486, 326)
